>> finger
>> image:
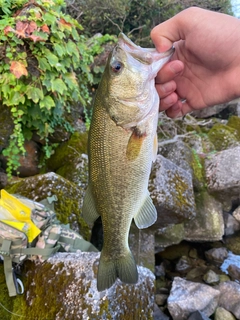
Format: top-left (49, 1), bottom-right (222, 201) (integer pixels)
top-left (150, 12), bottom-right (185, 52)
top-left (165, 100), bottom-right (194, 118)
top-left (159, 91), bottom-right (179, 111)
top-left (156, 80), bottom-right (176, 99)
top-left (156, 60), bottom-right (184, 83)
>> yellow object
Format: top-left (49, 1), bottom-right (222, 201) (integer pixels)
top-left (0, 190), bottom-right (40, 242)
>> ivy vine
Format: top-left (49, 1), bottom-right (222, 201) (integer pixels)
top-left (0, 0), bottom-right (114, 177)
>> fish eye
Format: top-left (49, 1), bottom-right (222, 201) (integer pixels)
top-left (111, 60), bottom-right (123, 73)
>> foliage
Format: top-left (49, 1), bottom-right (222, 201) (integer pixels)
top-left (66, 0), bottom-right (233, 46)
top-left (0, 0), bottom-right (106, 176)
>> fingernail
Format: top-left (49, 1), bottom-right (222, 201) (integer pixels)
top-left (160, 82), bottom-right (173, 93)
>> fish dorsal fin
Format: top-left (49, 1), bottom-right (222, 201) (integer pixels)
top-left (153, 133), bottom-right (158, 162)
top-left (126, 127), bottom-right (146, 161)
top-left (82, 185), bottom-right (100, 224)
top-left (134, 195), bottom-right (157, 229)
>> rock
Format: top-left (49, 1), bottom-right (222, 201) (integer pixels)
top-left (188, 310), bottom-right (211, 319)
top-left (203, 270), bottom-right (220, 285)
top-left (159, 139), bottom-right (205, 191)
top-left (191, 103), bottom-right (229, 119)
top-left (227, 264), bottom-right (240, 281)
top-left (233, 206), bottom-right (240, 222)
top-left (5, 172), bottom-right (90, 238)
top-left (205, 247), bottom-right (228, 266)
top-left (227, 115), bottom-right (240, 140)
top-left (224, 233), bottom-right (240, 255)
top-left (1, 140), bottom-right (40, 177)
top-left (10, 252), bottom-right (155, 319)
top-left (155, 223), bottom-right (185, 251)
top-left (175, 256), bottom-right (192, 274)
top-left (149, 154), bottom-right (196, 229)
top-left (214, 307), bottom-right (236, 320)
top-left (155, 293), bottom-right (168, 306)
top-left (207, 123), bottom-right (239, 151)
top-left (0, 103), bottom-right (14, 151)
top-left (205, 146), bottom-right (240, 199)
top-left (167, 277), bottom-right (220, 320)
top-left (224, 212), bottom-right (240, 236)
top-left (216, 281), bottom-right (240, 319)
top-left (0, 171), bottom-right (8, 189)
top-left (154, 303), bottom-right (170, 320)
top-left (184, 191), bottom-right (224, 242)
top-left (46, 131), bottom-right (88, 172)
top-left (221, 251), bottom-right (240, 273)
top-left (129, 224), bottom-right (155, 272)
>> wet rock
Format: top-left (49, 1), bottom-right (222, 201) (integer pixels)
top-left (214, 307), bottom-right (236, 320)
top-left (205, 247), bottom-right (228, 266)
top-left (203, 270), bottom-right (220, 285)
top-left (233, 206), bottom-right (240, 222)
top-left (167, 277), bottom-right (220, 320)
top-left (5, 172), bottom-right (90, 238)
top-left (14, 252), bottom-right (155, 319)
top-left (223, 212), bottom-right (240, 236)
top-left (205, 146), bottom-right (240, 199)
top-left (149, 154), bottom-right (196, 229)
top-left (188, 310), bottom-right (211, 320)
top-left (184, 191), bottom-right (224, 242)
top-left (216, 281), bottom-right (240, 319)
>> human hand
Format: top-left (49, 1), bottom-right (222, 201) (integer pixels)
top-left (151, 7), bottom-right (240, 118)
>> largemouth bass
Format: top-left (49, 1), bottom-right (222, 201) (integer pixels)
top-left (82, 33), bottom-right (173, 291)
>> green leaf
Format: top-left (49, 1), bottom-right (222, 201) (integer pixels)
top-left (27, 87), bottom-right (44, 103)
top-left (54, 43), bottom-right (65, 57)
top-left (46, 52), bottom-right (59, 66)
top-left (43, 12), bottom-right (56, 25)
top-left (66, 40), bottom-right (79, 58)
top-left (51, 78), bottom-right (67, 94)
top-left (40, 95), bottom-right (55, 110)
top-left (7, 91), bottom-right (25, 106)
top-left (37, 56), bottom-right (51, 71)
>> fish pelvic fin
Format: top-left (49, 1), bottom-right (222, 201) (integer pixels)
top-left (97, 249), bottom-right (138, 291)
top-left (134, 194), bottom-right (157, 229)
top-left (82, 185), bottom-right (100, 225)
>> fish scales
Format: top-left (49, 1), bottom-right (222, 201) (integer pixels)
top-left (82, 33), bottom-right (174, 291)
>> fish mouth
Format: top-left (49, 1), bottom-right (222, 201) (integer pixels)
top-left (118, 33), bottom-right (174, 64)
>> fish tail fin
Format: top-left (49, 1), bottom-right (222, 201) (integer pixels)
top-left (97, 249), bottom-right (138, 291)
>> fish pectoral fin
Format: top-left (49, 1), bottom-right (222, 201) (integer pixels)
top-left (153, 133), bottom-right (158, 162)
top-left (134, 195), bottom-right (157, 229)
top-left (126, 127), bottom-right (146, 161)
top-left (82, 185), bottom-right (100, 225)
top-left (97, 249), bottom-right (138, 291)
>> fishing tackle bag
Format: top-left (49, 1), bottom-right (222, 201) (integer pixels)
top-left (0, 191), bottom-right (97, 297)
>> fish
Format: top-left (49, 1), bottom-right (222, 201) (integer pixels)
top-left (82, 33), bottom-right (174, 291)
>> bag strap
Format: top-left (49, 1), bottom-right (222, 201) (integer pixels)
top-left (1, 239), bottom-right (17, 297)
top-left (10, 244), bottom-right (61, 258)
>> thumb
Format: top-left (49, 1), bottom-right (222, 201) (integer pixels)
top-left (150, 13), bottom-right (184, 52)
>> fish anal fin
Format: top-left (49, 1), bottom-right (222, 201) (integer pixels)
top-left (82, 185), bottom-right (100, 225)
top-left (97, 249), bottom-right (138, 291)
top-left (134, 195), bottom-right (157, 229)
top-left (126, 127), bottom-right (146, 161)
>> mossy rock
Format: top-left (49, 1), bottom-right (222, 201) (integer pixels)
top-left (46, 131), bottom-right (88, 172)
top-left (0, 264), bottom-right (14, 320)
top-left (227, 115), bottom-right (240, 140)
top-left (208, 123), bottom-right (239, 151)
top-left (5, 172), bottom-right (91, 239)
top-left (9, 253), bottom-right (155, 320)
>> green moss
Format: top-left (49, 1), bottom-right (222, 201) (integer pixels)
top-left (208, 123), bottom-right (238, 151)
top-left (46, 131), bottom-right (88, 171)
top-left (168, 171), bottom-right (190, 211)
top-left (190, 149), bottom-right (206, 191)
top-left (0, 265), bottom-right (15, 320)
top-left (227, 115), bottom-right (240, 140)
